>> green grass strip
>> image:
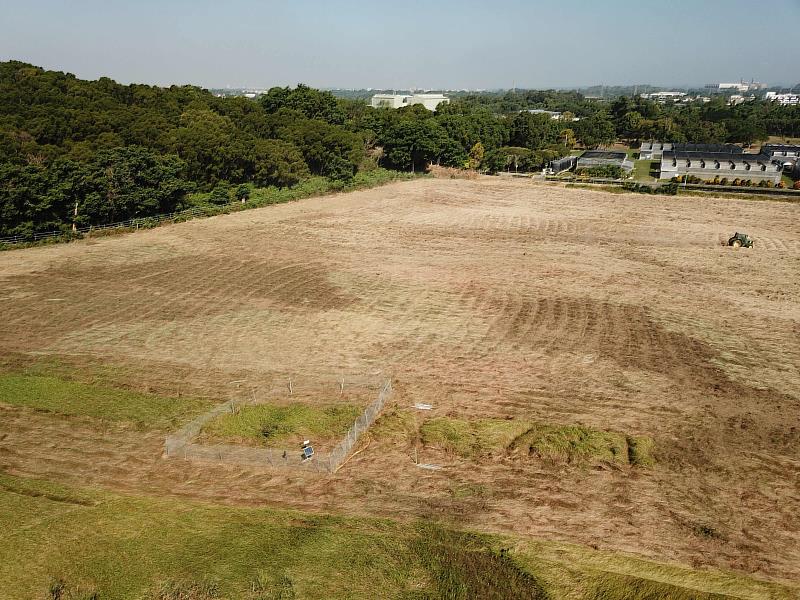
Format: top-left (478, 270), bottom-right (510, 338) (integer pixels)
top-left (0, 373), bottom-right (211, 429)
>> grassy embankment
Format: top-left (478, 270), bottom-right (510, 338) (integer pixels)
top-left (375, 412), bottom-right (655, 467)
top-left (0, 373), bottom-right (211, 430)
top-left (1, 473), bottom-right (796, 599)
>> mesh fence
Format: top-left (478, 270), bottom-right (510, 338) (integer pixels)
top-left (327, 379), bottom-right (392, 472)
top-left (164, 379), bottom-right (393, 474)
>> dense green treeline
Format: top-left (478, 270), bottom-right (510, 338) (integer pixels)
top-left (2, 61), bottom-right (800, 238)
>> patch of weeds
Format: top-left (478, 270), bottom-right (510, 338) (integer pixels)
top-left (626, 436), bottom-right (656, 468)
top-left (146, 579), bottom-right (221, 599)
top-left (421, 417), bottom-right (653, 467)
top-left (411, 524), bottom-right (547, 600)
top-left (47, 578), bottom-right (100, 600)
top-left (0, 373), bottom-right (211, 429)
top-left (512, 425), bottom-right (628, 466)
top-left (202, 403), bottom-right (360, 446)
top-left (370, 408), bottom-right (417, 442)
top-left (420, 417), bottom-right (529, 458)
top-left (249, 573), bottom-right (296, 600)
top-left (691, 523), bottom-right (724, 540)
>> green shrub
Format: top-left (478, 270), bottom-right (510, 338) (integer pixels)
top-left (235, 183), bottom-right (251, 202)
top-left (209, 182), bottom-right (232, 205)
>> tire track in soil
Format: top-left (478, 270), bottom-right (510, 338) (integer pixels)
top-left (471, 288), bottom-right (735, 390)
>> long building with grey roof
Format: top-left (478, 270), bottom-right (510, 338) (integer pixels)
top-left (659, 149), bottom-right (782, 183)
top-left (640, 142), bottom-right (742, 160)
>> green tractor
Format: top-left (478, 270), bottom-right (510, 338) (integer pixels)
top-left (728, 232), bottom-right (754, 248)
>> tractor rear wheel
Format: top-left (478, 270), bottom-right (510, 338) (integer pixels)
top-left (731, 239), bottom-right (742, 248)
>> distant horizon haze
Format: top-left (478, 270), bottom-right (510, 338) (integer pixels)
top-left (1, 0), bottom-right (799, 90)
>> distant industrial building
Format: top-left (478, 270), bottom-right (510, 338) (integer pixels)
top-left (523, 109), bottom-right (579, 121)
top-left (705, 80), bottom-right (766, 93)
top-left (639, 91), bottom-right (686, 102)
top-left (370, 94), bottom-right (408, 109)
top-left (370, 93), bottom-right (449, 111)
top-left (525, 109), bottom-right (561, 119)
top-left (765, 92), bottom-right (800, 106)
top-left (659, 145), bottom-right (781, 183)
top-left (640, 142), bottom-right (741, 160)
top-left (576, 150), bottom-right (634, 173)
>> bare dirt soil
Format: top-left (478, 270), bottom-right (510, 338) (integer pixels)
top-left (1, 178), bottom-right (799, 583)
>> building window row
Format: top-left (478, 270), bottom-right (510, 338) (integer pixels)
top-left (672, 159), bottom-right (770, 171)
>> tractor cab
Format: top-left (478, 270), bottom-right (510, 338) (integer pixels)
top-left (728, 232), bottom-right (753, 248)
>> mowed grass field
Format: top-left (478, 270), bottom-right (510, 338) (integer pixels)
top-left (1, 177), bottom-right (799, 597)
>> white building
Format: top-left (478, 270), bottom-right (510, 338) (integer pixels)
top-left (705, 80), bottom-right (766, 93)
top-left (639, 91), bottom-right (687, 102)
top-left (370, 94), bottom-right (409, 109)
top-left (728, 94), bottom-right (755, 106)
top-left (370, 93), bottom-right (449, 111)
top-left (660, 149), bottom-right (782, 184)
top-left (525, 109), bottom-right (561, 119)
top-left (409, 94), bottom-right (450, 111)
top-left (765, 92), bottom-right (800, 106)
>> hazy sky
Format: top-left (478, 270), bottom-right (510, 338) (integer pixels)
top-left (1, 0), bottom-right (799, 89)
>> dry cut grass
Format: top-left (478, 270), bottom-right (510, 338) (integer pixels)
top-left (2, 177), bottom-right (799, 582)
